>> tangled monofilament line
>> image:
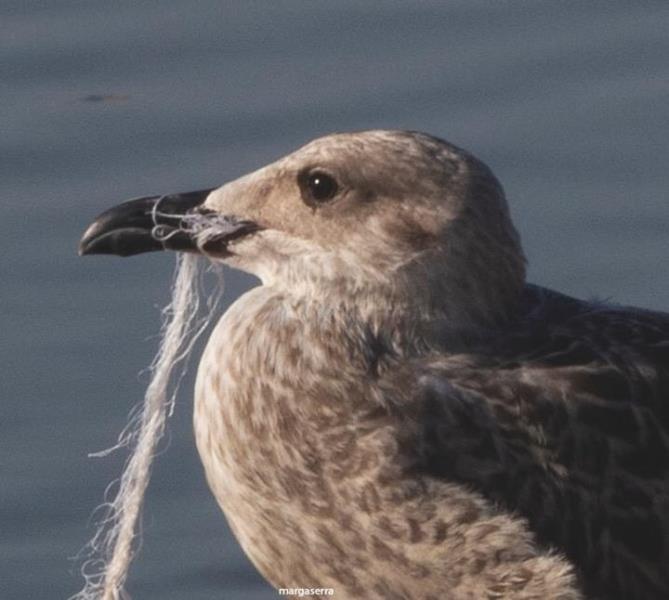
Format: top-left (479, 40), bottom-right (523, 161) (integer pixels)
top-left (73, 208), bottom-right (230, 600)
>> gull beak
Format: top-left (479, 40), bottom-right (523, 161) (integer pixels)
top-left (78, 189), bottom-right (259, 257)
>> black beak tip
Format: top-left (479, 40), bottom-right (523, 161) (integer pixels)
top-left (77, 220), bottom-right (123, 256)
top-left (78, 226), bottom-right (164, 257)
top-left (77, 188), bottom-right (257, 258)
top-left (78, 221), bottom-right (103, 256)
top-left (77, 189), bottom-right (213, 257)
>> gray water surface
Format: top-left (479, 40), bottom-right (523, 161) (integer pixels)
top-left (3, 2), bottom-right (668, 598)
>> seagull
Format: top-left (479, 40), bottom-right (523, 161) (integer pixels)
top-left (79, 130), bottom-right (669, 599)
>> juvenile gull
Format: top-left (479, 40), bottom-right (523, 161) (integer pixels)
top-left (80, 130), bottom-right (669, 599)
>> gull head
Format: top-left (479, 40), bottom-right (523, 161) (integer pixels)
top-left (80, 130), bottom-right (526, 326)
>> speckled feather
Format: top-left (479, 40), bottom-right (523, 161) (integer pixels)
top-left (382, 286), bottom-right (669, 599)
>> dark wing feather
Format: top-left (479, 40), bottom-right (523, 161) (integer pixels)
top-left (386, 287), bottom-right (669, 600)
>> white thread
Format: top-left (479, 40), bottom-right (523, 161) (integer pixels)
top-left (151, 224), bottom-right (181, 243)
top-left (181, 211), bottom-right (251, 247)
top-left (72, 252), bottom-right (224, 600)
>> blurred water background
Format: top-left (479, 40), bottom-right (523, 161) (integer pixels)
top-left (2, 1), bottom-right (668, 598)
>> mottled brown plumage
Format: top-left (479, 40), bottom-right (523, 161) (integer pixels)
top-left (81, 131), bottom-right (669, 599)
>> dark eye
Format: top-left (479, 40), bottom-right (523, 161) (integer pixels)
top-left (306, 170), bottom-right (338, 202)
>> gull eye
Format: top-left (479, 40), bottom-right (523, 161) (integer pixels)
top-left (305, 170), bottom-right (338, 203)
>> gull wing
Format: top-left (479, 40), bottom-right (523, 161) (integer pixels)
top-left (383, 289), bottom-right (669, 599)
